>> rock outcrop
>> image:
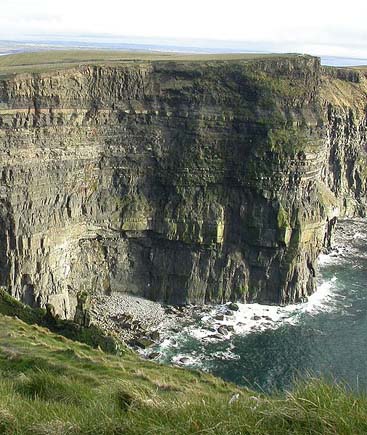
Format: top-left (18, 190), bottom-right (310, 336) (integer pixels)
top-left (0, 55), bottom-right (366, 317)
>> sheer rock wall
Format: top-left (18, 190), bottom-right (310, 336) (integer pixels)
top-left (0, 56), bottom-right (366, 317)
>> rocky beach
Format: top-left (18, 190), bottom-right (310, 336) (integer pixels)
top-left (90, 293), bottom-right (169, 349)
top-left (89, 283), bottom-right (330, 364)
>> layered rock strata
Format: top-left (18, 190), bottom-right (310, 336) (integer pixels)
top-left (0, 55), bottom-right (366, 317)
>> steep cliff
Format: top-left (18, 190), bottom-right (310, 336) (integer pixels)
top-left (0, 53), bottom-right (366, 317)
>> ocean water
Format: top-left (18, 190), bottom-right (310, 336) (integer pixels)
top-left (320, 56), bottom-right (367, 67)
top-left (148, 219), bottom-right (367, 392)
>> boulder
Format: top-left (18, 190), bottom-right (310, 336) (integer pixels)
top-left (150, 330), bottom-right (160, 342)
top-left (148, 352), bottom-right (161, 360)
top-left (227, 302), bottom-right (239, 311)
top-left (133, 337), bottom-right (155, 349)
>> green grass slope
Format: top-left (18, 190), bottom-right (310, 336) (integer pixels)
top-left (0, 301), bottom-right (367, 434)
top-left (0, 288), bottom-right (124, 355)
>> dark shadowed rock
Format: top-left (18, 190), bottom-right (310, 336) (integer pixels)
top-left (148, 352), bottom-right (161, 360)
top-left (227, 303), bottom-right (239, 311)
top-left (150, 330), bottom-right (160, 342)
top-left (217, 326), bottom-right (230, 336)
top-left (132, 337), bottom-right (155, 349)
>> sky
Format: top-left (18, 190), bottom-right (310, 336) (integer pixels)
top-left (1, 0), bottom-right (367, 58)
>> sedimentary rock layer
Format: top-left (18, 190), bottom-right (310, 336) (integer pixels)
top-left (0, 55), bottom-right (366, 317)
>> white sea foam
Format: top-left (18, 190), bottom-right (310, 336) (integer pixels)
top-left (144, 274), bottom-right (340, 368)
top-left (301, 277), bottom-right (336, 313)
top-left (159, 337), bottom-right (178, 348)
top-left (211, 350), bottom-right (241, 361)
top-left (147, 249), bottom-right (343, 365)
top-left (318, 253), bottom-right (339, 265)
top-left (173, 274), bottom-right (339, 345)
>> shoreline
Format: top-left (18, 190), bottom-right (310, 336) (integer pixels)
top-left (90, 275), bottom-right (336, 363)
top-left (90, 293), bottom-right (215, 353)
top-left (89, 219), bottom-right (360, 364)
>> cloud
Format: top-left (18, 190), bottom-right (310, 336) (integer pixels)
top-left (0, 0), bottom-right (366, 58)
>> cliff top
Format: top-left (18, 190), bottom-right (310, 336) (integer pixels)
top-left (0, 49), bottom-right (309, 77)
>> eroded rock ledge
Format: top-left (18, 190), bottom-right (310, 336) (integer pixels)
top-left (0, 55), bottom-right (366, 317)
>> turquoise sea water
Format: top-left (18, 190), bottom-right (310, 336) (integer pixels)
top-left (151, 219), bottom-right (367, 392)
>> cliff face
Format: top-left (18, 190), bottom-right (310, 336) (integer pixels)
top-left (0, 55), bottom-right (366, 317)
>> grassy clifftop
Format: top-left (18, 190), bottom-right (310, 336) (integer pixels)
top-left (0, 50), bottom-right (308, 77)
top-left (0, 297), bottom-right (367, 434)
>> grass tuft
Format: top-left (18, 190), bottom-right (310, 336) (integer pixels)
top-left (0, 407), bottom-right (15, 434)
top-left (30, 420), bottom-right (79, 435)
top-left (15, 371), bottom-right (93, 405)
